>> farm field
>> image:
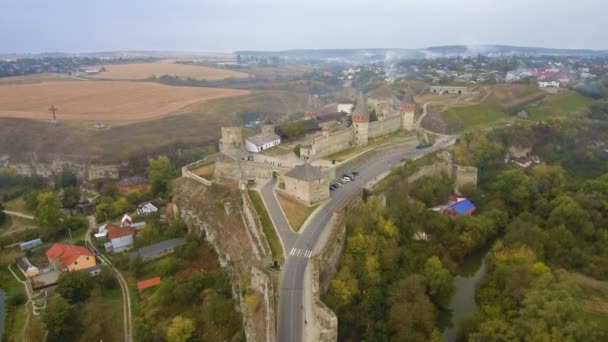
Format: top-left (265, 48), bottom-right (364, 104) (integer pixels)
top-left (88, 62), bottom-right (249, 80)
top-left (0, 73), bottom-right (80, 85)
top-left (0, 81), bottom-right (249, 122)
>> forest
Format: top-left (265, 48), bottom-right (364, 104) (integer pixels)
top-left (324, 106), bottom-right (608, 341)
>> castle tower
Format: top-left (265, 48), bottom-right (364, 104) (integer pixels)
top-left (220, 126), bottom-right (243, 152)
top-left (352, 92), bottom-right (369, 146)
top-left (260, 120), bottom-right (275, 134)
top-left (400, 93), bottom-right (416, 131)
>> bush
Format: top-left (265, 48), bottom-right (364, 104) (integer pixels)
top-left (57, 270), bottom-right (94, 303)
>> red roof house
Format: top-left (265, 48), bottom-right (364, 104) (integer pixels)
top-left (137, 277), bottom-right (161, 291)
top-left (46, 243), bottom-right (96, 272)
top-left (106, 224), bottom-right (135, 253)
top-left (106, 224), bottom-right (134, 240)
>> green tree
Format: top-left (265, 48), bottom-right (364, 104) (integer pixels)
top-left (147, 156), bottom-right (176, 196)
top-left (514, 271), bottom-right (604, 341)
top-left (532, 163), bottom-right (565, 197)
top-left (97, 267), bottom-right (117, 290)
top-left (281, 122), bottom-right (307, 140)
top-left (492, 169), bottom-right (534, 213)
top-left (387, 275), bottom-right (437, 341)
top-left (42, 297), bottom-right (81, 342)
top-left (166, 315), bottom-right (196, 342)
top-left (423, 256), bottom-right (455, 309)
top-left (293, 144), bottom-right (301, 157)
top-left (62, 186), bottom-right (81, 208)
top-left (36, 191), bottom-right (63, 227)
top-left (57, 270), bottom-right (94, 303)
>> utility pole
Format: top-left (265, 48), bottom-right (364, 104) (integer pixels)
top-left (48, 104), bottom-right (58, 123)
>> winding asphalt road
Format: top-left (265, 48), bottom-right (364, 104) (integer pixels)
top-left (268, 135), bottom-right (457, 341)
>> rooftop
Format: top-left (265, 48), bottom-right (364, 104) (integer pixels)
top-left (352, 92), bottom-right (369, 122)
top-left (137, 277), bottom-right (161, 291)
top-left (46, 243), bottom-right (94, 266)
top-left (107, 224), bottom-right (134, 240)
top-left (447, 198), bottom-right (476, 215)
top-left (285, 162), bottom-right (325, 182)
top-left (130, 238), bottom-right (185, 260)
top-left (246, 131), bottom-right (281, 146)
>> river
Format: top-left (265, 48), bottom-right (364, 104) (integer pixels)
top-left (442, 247), bottom-right (490, 342)
top-left (0, 289), bottom-right (5, 342)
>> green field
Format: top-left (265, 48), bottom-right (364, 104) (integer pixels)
top-left (442, 103), bottom-right (508, 131)
top-left (248, 190), bottom-right (284, 261)
top-left (527, 91), bottom-right (591, 120)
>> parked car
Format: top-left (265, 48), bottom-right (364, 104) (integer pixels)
top-left (352, 171), bottom-right (359, 176)
top-left (342, 174), bottom-right (353, 181)
top-left (329, 184), bottom-right (337, 191)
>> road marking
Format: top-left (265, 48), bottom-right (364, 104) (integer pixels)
top-left (289, 248), bottom-right (296, 256)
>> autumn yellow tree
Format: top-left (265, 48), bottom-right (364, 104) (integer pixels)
top-left (166, 315), bottom-right (195, 342)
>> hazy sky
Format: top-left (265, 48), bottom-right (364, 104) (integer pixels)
top-left (1, 0), bottom-right (607, 53)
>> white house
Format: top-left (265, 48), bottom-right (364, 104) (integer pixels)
top-left (538, 81), bottom-right (560, 88)
top-left (106, 225), bottom-right (134, 253)
top-left (244, 132), bottom-right (281, 153)
top-left (337, 104), bottom-right (354, 114)
top-left (137, 202), bottom-right (158, 215)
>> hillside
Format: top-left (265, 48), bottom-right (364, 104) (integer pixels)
top-left (0, 90), bottom-right (321, 163)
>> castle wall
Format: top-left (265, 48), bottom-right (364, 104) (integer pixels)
top-left (367, 99), bottom-right (395, 117)
top-left (305, 128), bottom-right (353, 161)
top-left (368, 115), bottom-right (401, 139)
top-left (214, 155), bottom-right (292, 182)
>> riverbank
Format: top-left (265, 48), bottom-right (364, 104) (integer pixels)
top-left (441, 246), bottom-right (490, 342)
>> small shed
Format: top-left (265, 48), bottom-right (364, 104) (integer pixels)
top-left (137, 277), bottom-right (161, 291)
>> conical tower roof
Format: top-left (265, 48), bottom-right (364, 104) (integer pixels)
top-left (400, 92), bottom-right (415, 104)
top-left (352, 92), bottom-right (369, 123)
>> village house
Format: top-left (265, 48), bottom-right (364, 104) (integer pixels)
top-left (433, 195), bottom-right (477, 219)
top-left (16, 257), bottom-right (40, 278)
top-left (129, 238), bottom-right (185, 262)
top-left (105, 225), bottom-right (135, 253)
top-left (137, 202), bottom-right (158, 215)
top-left (117, 176), bottom-right (150, 194)
top-left (46, 243), bottom-right (97, 272)
top-left (538, 80), bottom-right (560, 88)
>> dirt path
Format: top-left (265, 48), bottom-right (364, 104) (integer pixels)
top-left (85, 216), bottom-right (133, 342)
top-left (573, 272), bottom-right (608, 315)
top-left (2, 210), bottom-right (34, 220)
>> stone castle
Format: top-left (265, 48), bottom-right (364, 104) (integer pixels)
top-left (301, 87), bottom-right (416, 160)
top-left (212, 87), bottom-right (417, 206)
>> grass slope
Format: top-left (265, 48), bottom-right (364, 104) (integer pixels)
top-left (248, 190), bottom-right (284, 261)
top-left (276, 193), bottom-right (317, 232)
top-left (527, 91), bottom-right (591, 120)
top-left (442, 103), bottom-right (508, 131)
